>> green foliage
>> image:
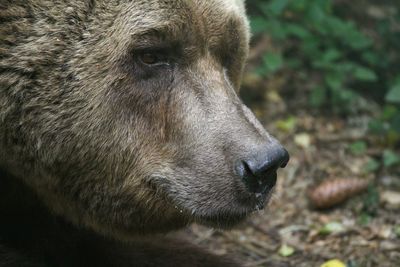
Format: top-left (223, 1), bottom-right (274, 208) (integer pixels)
top-left (278, 244), bottom-right (295, 257)
top-left (363, 158), bottom-right (380, 173)
top-left (255, 52), bottom-right (284, 75)
top-left (395, 225), bottom-right (400, 238)
top-left (347, 260), bottom-right (360, 267)
top-left (369, 104), bottom-right (400, 147)
top-left (383, 149), bottom-right (400, 167)
top-left (248, 0), bottom-right (383, 111)
top-left (275, 116), bottom-right (297, 132)
top-left (386, 77), bottom-right (400, 103)
top-left (248, 0), bottom-right (400, 166)
top-left (362, 185), bottom-right (380, 216)
top-left (319, 221), bottom-right (345, 235)
top-left (349, 141), bottom-right (367, 156)
top-left (357, 213), bottom-right (372, 226)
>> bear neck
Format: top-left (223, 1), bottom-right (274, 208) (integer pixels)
top-left (0, 168), bottom-right (106, 264)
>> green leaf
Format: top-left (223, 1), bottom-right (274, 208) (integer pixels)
top-left (250, 16), bottom-right (269, 34)
top-left (368, 119), bottom-right (386, 134)
top-left (347, 260), bottom-right (359, 267)
top-left (275, 116), bottom-right (297, 132)
top-left (278, 244), bottom-right (295, 257)
top-left (335, 61), bottom-right (357, 73)
top-left (349, 141), bottom-right (367, 155)
top-left (395, 225), bottom-right (400, 238)
top-left (362, 51), bottom-right (380, 66)
top-left (345, 30), bottom-right (372, 50)
top-left (290, 0), bottom-right (308, 12)
top-left (358, 213), bottom-right (372, 226)
top-left (264, 20), bottom-right (288, 39)
top-left (325, 72), bottom-right (344, 90)
top-left (353, 66), bottom-right (378, 82)
top-left (382, 105), bottom-right (398, 120)
top-left (325, 18), bottom-right (372, 50)
top-left (301, 38), bottom-right (321, 60)
top-left (310, 86), bottom-right (326, 107)
top-left (262, 52), bottom-right (284, 73)
top-left (321, 259), bottom-right (346, 267)
top-left (331, 87), bottom-right (357, 107)
top-left (307, 3), bottom-right (325, 25)
top-left (319, 222), bottom-right (345, 235)
top-left (385, 84), bottom-right (400, 103)
top-left (383, 150), bottom-right (400, 167)
top-left (286, 58), bottom-right (302, 68)
top-left (322, 49), bottom-right (342, 63)
top-left (390, 114), bottom-right (400, 132)
top-left (364, 158), bottom-right (380, 173)
top-left (362, 185), bottom-right (379, 215)
top-left (267, 0), bottom-right (290, 16)
top-left (285, 23), bottom-right (310, 39)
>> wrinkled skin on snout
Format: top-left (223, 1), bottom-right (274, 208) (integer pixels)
top-left (0, 0), bottom-right (288, 239)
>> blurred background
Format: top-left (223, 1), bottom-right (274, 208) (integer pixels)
top-left (177, 1), bottom-right (400, 266)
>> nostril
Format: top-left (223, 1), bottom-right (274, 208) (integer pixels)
top-left (242, 160), bottom-right (252, 176)
top-left (235, 158), bottom-right (278, 194)
top-left (236, 160), bottom-right (266, 193)
top-left (235, 145), bottom-right (289, 194)
top-left (280, 148), bottom-right (290, 168)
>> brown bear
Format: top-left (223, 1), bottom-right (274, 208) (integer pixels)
top-left (0, 0), bottom-right (289, 266)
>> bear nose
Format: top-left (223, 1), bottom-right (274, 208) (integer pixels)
top-left (235, 145), bottom-right (289, 194)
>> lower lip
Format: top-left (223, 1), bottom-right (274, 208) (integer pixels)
top-left (198, 212), bottom-right (249, 229)
top-left (254, 189), bottom-right (274, 210)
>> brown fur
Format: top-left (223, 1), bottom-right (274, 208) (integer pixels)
top-left (0, 0), bottom-right (284, 266)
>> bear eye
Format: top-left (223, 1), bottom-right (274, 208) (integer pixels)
top-left (138, 51), bottom-right (169, 66)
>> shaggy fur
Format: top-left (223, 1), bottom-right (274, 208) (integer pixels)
top-left (0, 0), bottom-right (285, 266)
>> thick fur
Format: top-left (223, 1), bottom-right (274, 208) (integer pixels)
top-left (0, 170), bottom-right (238, 266)
top-left (0, 0), bottom-right (283, 266)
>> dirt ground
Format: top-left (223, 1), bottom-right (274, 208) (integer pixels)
top-left (175, 73), bottom-right (400, 266)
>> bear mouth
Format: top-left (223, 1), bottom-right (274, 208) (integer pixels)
top-left (148, 174), bottom-right (275, 229)
top-left (194, 211), bottom-right (250, 229)
top-left (185, 189), bottom-right (274, 229)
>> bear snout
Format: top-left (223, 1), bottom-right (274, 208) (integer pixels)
top-left (235, 144), bottom-right (289, 194)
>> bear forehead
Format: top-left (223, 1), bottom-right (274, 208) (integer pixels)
top-left (118, 0), bottom-right (249, 45)
top-left (192, 0), bottom-right (246, 16)
top-left (126, 0), bottom-right (245, 15)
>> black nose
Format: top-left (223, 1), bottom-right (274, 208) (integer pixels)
top-left (235, 144), bottom-right (289, 194)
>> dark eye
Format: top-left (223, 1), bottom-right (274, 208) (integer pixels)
top-left (138, 51), bottom-right (169, 66)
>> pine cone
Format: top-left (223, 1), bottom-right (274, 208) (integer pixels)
top-left (308, 178), bottom-right (369, 209)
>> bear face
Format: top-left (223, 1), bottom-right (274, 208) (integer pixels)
top-left (0, 0), bottom-right (288, 239)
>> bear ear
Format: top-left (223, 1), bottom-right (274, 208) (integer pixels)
top-left (229, 0), bottom-right (246, 16)
top-left (234, 0), bottom-right (246, 10)
top-left (222, 0), bottom-right (246, 16)
top-left (233, 0), bottom-right (251, 39)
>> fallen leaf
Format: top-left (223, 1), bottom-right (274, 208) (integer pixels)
top-left (319, 221), bottom-right (345, 235)
top-left (380, 241), bottom-right (400, 251)
top-left (395, 225), bottom-right (400, 237)
top-left (266, 90), bottom-right (283, 103)
top-left (294, 133), bottom-right (311, 148)
top-left (376, 226), bottom-right (393, 239)
top-left (380, 190), bottom-right (400, 208)
top-left (278, 244), bottom-right (295, 257)
top-left (276, 116), bottom-right (297, 133)
top-left (320, 259), bottom-right (346, 267)
top-left (367, 6), bottom-right (386, 19)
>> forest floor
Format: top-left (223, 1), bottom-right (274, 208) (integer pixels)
top-left (176, 70), bottom-right (400, 267)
